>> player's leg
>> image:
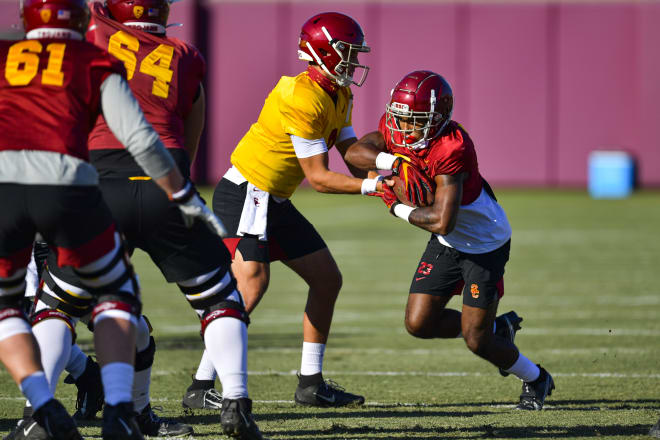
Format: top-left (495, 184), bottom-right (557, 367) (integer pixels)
top-left (0, 187), bottom-right (82, 439)
top-left (141, 179), bottom-right (262, 438)
top-left (405, 236), bottom-right (464, 339)
top-left (34, 185), bottom-right (144, 439)
top-left (268, 200), bottom-right (362, 407)
top-left (459, 240), bottom-right (554, 410)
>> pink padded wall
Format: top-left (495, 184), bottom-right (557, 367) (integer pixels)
top-left (1, 1), bottom-right (658, 186)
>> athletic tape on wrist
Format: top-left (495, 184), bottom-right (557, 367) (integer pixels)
top-left (375, 152), bottom-right (398, 170)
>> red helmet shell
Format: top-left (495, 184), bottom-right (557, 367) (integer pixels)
top-left (22, 0), bottom-right (90, 35)
top-left (106, 0), bottom-right (170, 34)
top-left (386, 70), bottom-right (454, 149)
top-left (298, 12), bottom-right (370, 87)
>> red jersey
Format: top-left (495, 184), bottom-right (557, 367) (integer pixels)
top-left (378, 116), bottom-right (484, 205)
top-left (0, 38), bottom-right (124, 161)
top-left (88, 4), bottom-right (205, 154)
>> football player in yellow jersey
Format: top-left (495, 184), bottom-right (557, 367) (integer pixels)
top-left (182, 12), bottom-right (401, 409)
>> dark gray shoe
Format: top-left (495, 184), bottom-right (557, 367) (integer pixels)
top-left (516, 366), bottom-right (555, 410)
top-left (294, 377), bottom-right (365, 408)
top-left (182, 387), bottom-right (222, 410)
top-left (3, 418), bottom-right (47, 440)
top-left (495, 311), bottom-right (523, 376)
top-left (102, 402), bottom-right (144, 440)
top-left (32, 399), bottom-right (83, 440)
top-left (135, 404), bottom-right (193, 438)
top-left (64, 356), bottom-right (104, 420)
top-left (220, 398), bottom-right (264, 440)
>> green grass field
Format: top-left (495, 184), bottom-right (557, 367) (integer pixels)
top-left (1, 188), bottom-right (659, 439)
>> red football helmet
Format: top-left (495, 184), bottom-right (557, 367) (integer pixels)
top-left (298, 12), bottom-right (370, 87)
top-left (385, 70), bottom-right (454, 150)
top-left (21, 0), bottom-right (90, 37)
top-left (106, 0), bottom-right (170, 34)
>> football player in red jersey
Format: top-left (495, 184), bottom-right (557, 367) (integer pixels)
top-left (17, 0), bottom-right (264, 438)
top-left (0, 0), bottom-right (224, 438)
top-left (345, 70), bottom-right (555, 410)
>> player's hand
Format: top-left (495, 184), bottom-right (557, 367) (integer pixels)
top-left (391, 154), bottom-right (412, 175)
top-left (376, 181), bottom-right (400, 213)
top-left (397, 161), bottom-right (433, 207)
top-left (171, 182), bottom-right (228, 237)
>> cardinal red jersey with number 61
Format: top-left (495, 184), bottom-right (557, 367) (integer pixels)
top-left (0, 39), bottom-right (125, 160)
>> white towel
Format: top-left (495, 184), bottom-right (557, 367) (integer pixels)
top-left (237, 182), bottom-right (269, 240)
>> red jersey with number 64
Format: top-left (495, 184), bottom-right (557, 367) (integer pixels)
top-left (88, 3), bottom-right (205, 153)
top-left (0, 38), bottom-right (124, 160)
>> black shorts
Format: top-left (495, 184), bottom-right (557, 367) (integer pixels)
top-left (50, 178), bottom-right (230, 284)
top-left (212, 178), bottom-right (326, 263)
top-left (409, 236), bottom-right (511, 309)
top-left (0, 184), bottom-right (114, 276)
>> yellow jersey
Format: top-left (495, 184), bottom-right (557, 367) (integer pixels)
top-left (230, 71), bottom-right (354, 198)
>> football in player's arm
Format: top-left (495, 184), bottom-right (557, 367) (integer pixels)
top-left (345, 70), bottom-right (556, 411)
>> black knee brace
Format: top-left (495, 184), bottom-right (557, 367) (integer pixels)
top-left (135, 336), bottom-right (156, 372)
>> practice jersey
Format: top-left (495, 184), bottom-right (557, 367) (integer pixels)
top-left (88, 4), bottom-right (205, 177)
top-left (0, 38), bottom-right (124, 161)
top-left (378, 116), bottom-right (511, 254)
top-left (231, 70), bottom-right (354, 199)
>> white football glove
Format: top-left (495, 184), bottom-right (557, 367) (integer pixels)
top-left (171, 182), bottom-right (228, 238)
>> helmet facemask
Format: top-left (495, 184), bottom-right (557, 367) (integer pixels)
top-left (385, 89), bottom-right (451, 150)
top-left (299, 25), bottom-right (370, 88)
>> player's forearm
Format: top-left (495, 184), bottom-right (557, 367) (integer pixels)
top-left (407, 206), bottom-right (456, 235)
top-left (307, 169), bottom-right (364, 194)
top-left (343, 131), bottom-right (386, 170)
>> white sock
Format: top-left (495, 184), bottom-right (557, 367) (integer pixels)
top-left (19, 372), bottom-right (52, 411)
top-left (504, 353), bottom-right (540, 382)
top-left (65, 344), bottom-right (88, 380)
top-left (132, 316), bottom-right (151, 413)
top-left (203, 318), bottom-right (248, 400)
top-left (195, 350), bottom-right (217, 381)
top-left (32, 317), bottom-right (73, 394)
top-left (300, 342), bottom-right (325, 376)
top-left (102, 362), bottom-right (134, 405)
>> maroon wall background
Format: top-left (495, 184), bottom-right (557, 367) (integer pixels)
top-left (2, 0), bottom-right (658, 187)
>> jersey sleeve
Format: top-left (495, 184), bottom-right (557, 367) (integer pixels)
top-left (280, 86), bottom-right (326, 140)
top-left (428, 124), bottom-right (469, 178)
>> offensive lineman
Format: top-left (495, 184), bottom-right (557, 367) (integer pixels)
top-left (0, 0), bottom-right (222, 438)
top-left (183, 12), bottom-right (396, 408)
top-left (5, 0), bottom-right (264, 439)
top-left (345, 70), bottom-right (555, 410)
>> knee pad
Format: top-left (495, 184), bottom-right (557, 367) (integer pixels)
top-left (31, 309), bottom-right (77, 344)
top-left (39, 269), bottom-right (94, 318)
top-left (74, 233), bottom-right (139, 298)
top-left (178, 268), bottom-right (241, 312)
top-left (92, 291), bottom-right (142, 326)
top-left (134, 336), bottom-right (155, 372)
top-left (0, 308), bottom-right (31, 342)
top-left (200, 300), bottom-right (250, 336)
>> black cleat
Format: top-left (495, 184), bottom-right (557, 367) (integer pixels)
top-left (31, 399), bottom-right (83, 440)
top-left (3, 418), bottom-right (47, 440)
top-left (64, 356), bottom-right (104, 420)
top-left (516, 366), bottom-right (555, 410)
top-left (135, 404), bottom-right (193, 438)
top-left (182, 387), bottom-right (222, 410)
top-left (220, 398), bottom-right (265, 440)
top-left (294, 376), bottom-right (365, 408)
top-left (102, 402), bottom-right (144, 440)
top-left (650, 417), bottom-right (660, 438)
top-left (495, 311), bottom-right (523, 377)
